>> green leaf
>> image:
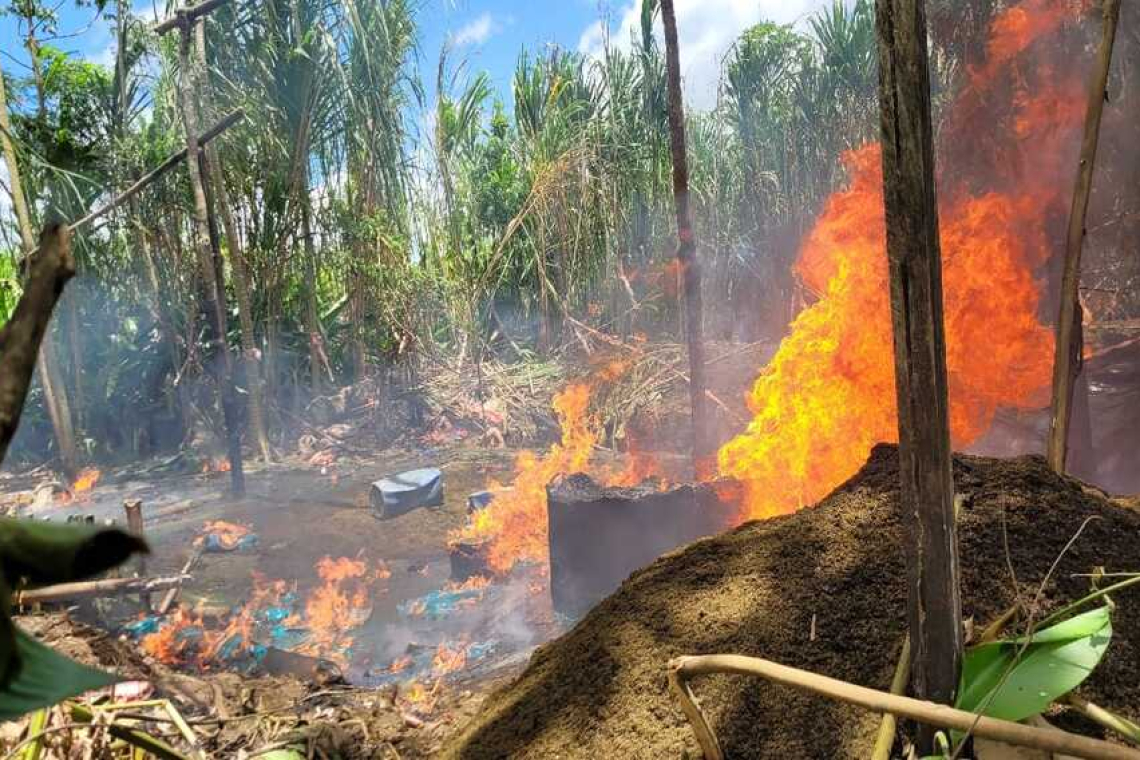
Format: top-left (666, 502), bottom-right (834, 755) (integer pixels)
top-left (0, 627), bottom-right (119, 721)
top-left (956, 606), bottom-right (1112, 724)
top-left (0, 519), bottom-right (148, 588)
top-left (0, 519), bottom-right (146, 688)
top-left (1014, 606), bottom-right (1111, 644)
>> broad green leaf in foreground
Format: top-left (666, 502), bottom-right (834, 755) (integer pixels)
top-left (0, 519), bottom-right (146, 693)
top-left (0, 627), bottom-right (119, 721)
top-left (956, 606), bottom-right (1112, 724)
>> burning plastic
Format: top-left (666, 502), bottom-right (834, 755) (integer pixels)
top-left (194, 520), bottom-right (259, 553)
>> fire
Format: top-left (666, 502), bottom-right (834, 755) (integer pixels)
top-left (72, 467), bottom-right (101, 493)
top-left (431, 641), bottom-right (468, 675)
top-left (451, 375), bottom-right (603, 574)
top-left (201, 456), bottom-right (231, 474)
top-left (604, 426), bottom-right (672, 489)
top-left (141, 559), bottom-right (386, 669)
top-left (193, 520), bottom-right (253, 551)
top-left (296, 556), bottom-right (387, 657)
top-left (718, 0), bottom-right (1090, 519)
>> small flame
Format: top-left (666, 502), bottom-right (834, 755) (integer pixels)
top-left (72, 468), bottom-right (101, 493)
top-left (201, 457), bottom-right (232, 474)
top-left (193, 520), bottom-right (253, 550)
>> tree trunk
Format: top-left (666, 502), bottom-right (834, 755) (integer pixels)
top-left (875, 0), bottom-right (962, 752)
top-left (174, 19), bottom-right (245, 495)
top-left (1047, 0), bottom-right (1120, 474)
top-left (301, 176), bottom-right (324, 396)
top-left (195, 23), bottom-right (272, 463)
top-left (659, 0), bottom-right (713, 480)
top-left (0, 61), bottom-right (79, 477)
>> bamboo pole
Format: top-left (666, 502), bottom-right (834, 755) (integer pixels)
top-left (668, 655), bottom-right (1140, 760)
top-left (1047, 0), bottom-right (1122, 473)
top-left (15, 575), bottom-right (189, 605)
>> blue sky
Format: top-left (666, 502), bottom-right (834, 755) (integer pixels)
top-left (2, 0), bottom-right (835, 111)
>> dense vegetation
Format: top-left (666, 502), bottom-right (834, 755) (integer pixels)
top-left (0, 0), bottom-right (1137, 469)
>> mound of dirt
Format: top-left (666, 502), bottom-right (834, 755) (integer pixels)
top-left (443, 445), bottom-right (1140, 759)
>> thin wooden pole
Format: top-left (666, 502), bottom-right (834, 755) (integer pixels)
top-left (659, 0), bottom-right (713, 479)
top-left (1047, 0), bottom-right (1121, 474)
top-left (164, 10), bottom-right (245, 496)
top-left (874, 0), bottom-right (962, 751)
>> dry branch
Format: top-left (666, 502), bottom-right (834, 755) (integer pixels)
top-left (15, 574), bottom-right (190, 605)
top-left (153, 0), bottom-right (233, 34)
top-left (1047, 0), bottom-right (1122, 473)
top-left (157, 550), bottom-right (202, 615)
top-left (0, 225), bottom-right (75, 464)
top-left (668, 654), bottom-right (1140, 760)
top-left (66, 110), bottom-right (245, 236)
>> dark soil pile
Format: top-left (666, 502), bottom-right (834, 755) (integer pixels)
top-left (443, 446), bottom-right (1140, 759)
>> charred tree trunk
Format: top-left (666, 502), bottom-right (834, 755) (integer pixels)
top-left (659, 0), bottom-right (713, 479)
top-left (173, 17), bottom-right (245, 495)
top-left (195, 24), bottom-right (272, 463)
top-left (875, 0), bottom-right (962, 751)
top-left (0, 64), bottom-right (79, 477)
top-left (1047, 0), bottom-right (1120, 474)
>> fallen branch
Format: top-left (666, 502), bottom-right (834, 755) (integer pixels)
top-left (667, 654), bottom-right (1140, 760)
top-left (157, 551), bottom-right (202, 615)
top-left (67, 110), bottom-right (244, 236)
top-left (15, 575), bottom-right (190, 605)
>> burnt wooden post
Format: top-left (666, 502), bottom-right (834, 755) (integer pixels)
top-left (122, 499), bottom-right (150, 609)
top-left (1047, 0), bottom-right (1121, 474)
top-left (875, 0), bottom-right (962, 750)
top-left (157, 0), bottom-right (245, 496)
top-left (660, 0), bottom-right (714, 479)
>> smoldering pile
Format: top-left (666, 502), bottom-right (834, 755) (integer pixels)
top-left (442, 446), bottom-right (1140, 759)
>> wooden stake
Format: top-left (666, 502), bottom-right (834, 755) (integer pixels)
top-left (123, 499), bottom-right (151, 610)
top-left (1047, 0), bottom-right (1121, 474)
top-left (874, 0), bottom-right (962, 750)
top-left (660, 0), bottom-right (714, 479)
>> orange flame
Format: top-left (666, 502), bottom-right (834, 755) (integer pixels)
top-left (718, 0), bottom-right (1089, 519)
top-left (201, 456), bottom-right (231, 474)
top-left (193, 520), bottom-right (252, 550)
top-left (451, 372), bottom-right (605, 574)
top-left (295, 556), bottom-right (387, 659)
top-left (72, 468), bottom-right (101, 493)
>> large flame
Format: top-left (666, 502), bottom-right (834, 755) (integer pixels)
top-left (718, 0), bottom-right (1090, 519)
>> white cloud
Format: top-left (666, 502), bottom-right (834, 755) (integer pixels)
top-left (578, 0), bottom-right (832, 110)
top-left (452, 12), bottom-right (497, 47)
